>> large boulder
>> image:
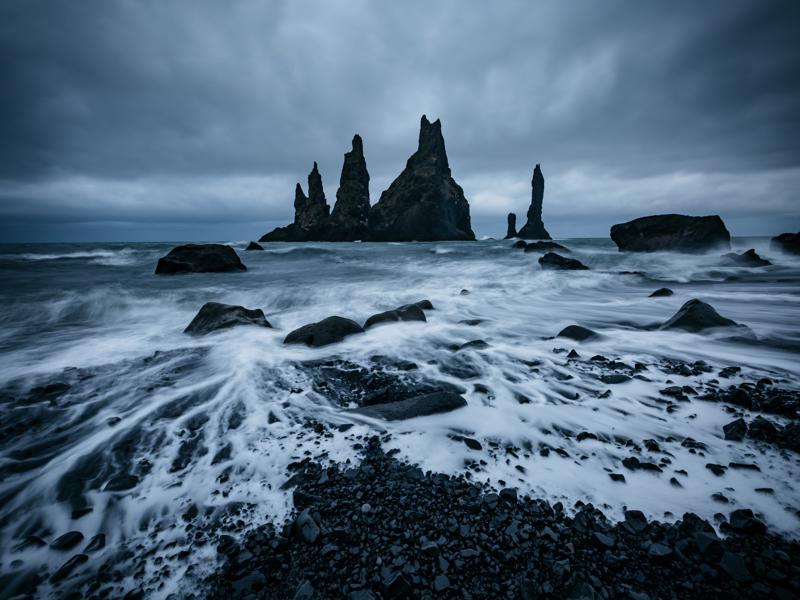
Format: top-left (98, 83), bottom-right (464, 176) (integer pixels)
top-left (260, 163), bottom-right (331, 242)
top-left (523, 241), bottom-right (568, 253)
top-left (770, 232), bottom-right (800, 255)
top-left (557, 325), bottom-right (598, 341)
top-left (660, 299), bottom-right (739, 333)
top-left (349, 391), bottom-right (467, 420)
top-left (364, 303), bottom-right (426, 329)
top-left (538, 252), bottom-right (588, 270)
top-left (517, 164), bottom-right (551, 239)
top-left (284, 316), bottom-right (364, 347)
top-left (184, 302), bottom-right (271, 336)
top-left (367, 116), bottom-right (475, 241)
top-left (504, 213), bottom-right (517, 239)
top-left (610, 214), bottom-right (730, 253)
top-left (719, 249), bottom-right (770, 267)
top-left (155, 244), bottom-right (246, 274)
top-left (245, 241), bottom-right (264, 251)
top-left (324, 134), bottom-right (371, 241)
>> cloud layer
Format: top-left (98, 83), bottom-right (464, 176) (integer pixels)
top-left (1, 0), bottom-right (798, 241)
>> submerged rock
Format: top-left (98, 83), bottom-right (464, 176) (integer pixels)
top-left (660, 299), bottom-right (739, 332)
top-left (557, 325), bottom-right (598, 342)
top-left (517, 164), bottom-right (551, 239)
top-left (720, 249), bottom-right (771, 267)
top-left (368, 116), bottom-right (475, 241)
top-left (770, 232), bottom-right (800, 254)
top-left (245, 241), bottom-right (264, 251)
top-left (505, 213), bottom-right (517, 239)
top-left (364, 304), bottom-right (426, 329)
top-left (349, 391), bottom-right (467, 420)
top-left (538, 252), bottom-right (589, 270)
top-left (184, 302), bottom-right (271, 336)
top-left (155, 244), bottom-right (246, 274)
top-left (610, 214), bottom-right (731, 252)
top-left (325, 134), bottom-right (371, 241)
top-left (649, 287), bottom-right (674, 297)
top-left (284, 316), bottom-right (364, 347)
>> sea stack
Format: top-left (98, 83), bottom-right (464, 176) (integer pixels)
top-left (324, 134), bottom-right (371, 241)
top-left (368, 115), bottom-right (475, 241)
top-left (505, 213), bottom-right (517, 239)
top-left (260, 163), bottom-right (331, 242)
top-left (517, 164), bottom-right (551, 240)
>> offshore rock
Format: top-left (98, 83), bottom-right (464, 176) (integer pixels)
top-left (720, 249), bottom-right (771, 267)
top-left (660, 299), bottom-right (740, 333)
top-left (771, 232), bottom-right (800, 254)
top-left (284, 316), bottom-right (364, 347)
top-left (245, 241), bottom-right (263, 251)
top-left (155, 244), bottom-right (246, 274)
top-left (368, 115), bottom-right (475, 241)
top-left (325, 134), bottom-right (371, 241)
top-left (260, 163), bottom-right (331, 242)
top-left (505, 213), bottom-right (517, 239)
top-left (517, 164), bottom-right (551, 239)
top-left (538, 252), bottom-right (589, 270)
top-left (184, 302), bottom-right (271, 336)
top-left (610, 214), bottom-right (731, 253)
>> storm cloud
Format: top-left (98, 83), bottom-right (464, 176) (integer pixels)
top-left (1, 0), bottom-right (798, 241)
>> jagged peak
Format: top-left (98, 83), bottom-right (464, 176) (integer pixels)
top-left (351, 134), bottom-right (363, 156)
top-left (409, 114), bottom-right (449, 172)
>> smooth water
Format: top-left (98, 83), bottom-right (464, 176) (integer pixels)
top-left (1, 238), bottom-right (799, 598)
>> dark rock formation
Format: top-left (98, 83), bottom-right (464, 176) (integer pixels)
top-left (184, 302), bottom-right (271, 336)
top-left (504, 213), bottom-right (517, 239)
top-left (349, 391), bottom-right (467, 420)
top-left (512, 240), bottom-right (527, 249)
top-left (517, 164), bottom-right (551, 239)
top-left (368, 116), bottom-right (475, 241)
top-left (720, 249), bottom-right (771, 267)
top-left (245, 241), bottom-right (263, 251)
top-left (364, 304), bottom-right (426, 329)
top-left (649, 287), bottom-right (674, 297)
top-left (723, 418), bottom-right (748, 441)
top-left (660, 299), bottom-right (739, 332)
top-left (557, 325), bottom-right (598, 341)
top-left (284, 316), bottom-right (364, 347)
top-left (260, 163), bottom-right (331, 242)
top-left (538, 252), bottom-right (588, 270)
top-left (324, 135), bottom-right (371, 241)
top-left (610, 214), bottom-right (731, 253)
top-left (771, 232), bottom-right (800, 254)
top-left (523, 241), bottom-right (568, 253)
top-left (154, 244), bottom-right (246, 274)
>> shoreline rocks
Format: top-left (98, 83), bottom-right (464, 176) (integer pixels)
top-left (650, 287), bottom-right (674, 297)
top-left (610, 214), bottom-right (731, 253)
top-left (364, 303), bottom-right (427, 329)
top-left (349, 391), bottom-right (467, 420)
top-left (154, 244), bottom-right (246, 274)
top-left (245, 241), bottom-right (263, 251)
top-left (771, 232), bottom-right (800, 254)
top-left (284, 316), bottom-right (364, 347)
top-left (720, 249), bottom-right (771, 267)
top-left (517, 164), bottom-right (551, 239)
top-left (660, 299), bottom-right (740, 333)
top-left (184, 302), bottom-right (271, 336)
top-left (539, 252), bottom-right (589, 270)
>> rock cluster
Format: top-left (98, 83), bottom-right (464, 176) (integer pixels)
top-left (517, 164), bottom-right (551, 240)
top-left (610, 214), bottom-right (731, 253)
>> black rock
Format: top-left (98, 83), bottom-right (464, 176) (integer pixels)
top-left (368, 116), bottom-right (475, 241)
top-left (649, 288), bottom-right (674, 297)
top-left (349, 391), bottom-right (467, 421)
top-left (284, 316), bottom-right (364, 347)
top-left (184, 302), bottom-right (271, 335)
top-left (325, 134), bottom-right (371, 241)
top-left (155, 244), bottom-right (246, 274)
top-left (770, 231), bottom-right (800, 254)
top-left (414, 299), bottom-right (434, 310)
top-left (364, 304), bottom-right (426, 329)
top-left (623, 510), bottom-right (648, 534)
top-left (723, 418), bottom-right (747, 441)
top-left (539, 252), bottom-right (589, 270)
top-left (103, 474), bottom-right (139, 491)
top-left (294, 509), bottom-right (320, 543)
top-left (50, 553), bottom-right (88, 582)
top-left (84, 533), bottom-right (106, 552)
top-left (523, 241), bottom-right (568, 253)
top-left (660, 299), bottom-right (740, 332)
top-left (261, 163), bottom-right (332, 242)
top-left (517, 164), bottom-right (551, 239)
top-left (245, 241), bottom-right (264, 251)
top-left (50, 531), bottom-right (84, 551)
top-left (728, 509), bottom-right (766, 536)
top-left (557, 325), bottom-right (598, 342)
top-left (505, 213), bottom-right (517, 239)
top-left (293, 580), bottom-right (315, 599)
top-left (720, 249), bottom-right (771, 267)
top-left (610, 214), bottom-right (731, 252)
top-left (512, 240), bottom-right (527, 249)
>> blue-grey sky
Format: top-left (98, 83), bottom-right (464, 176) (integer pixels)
top-left (1, 0), bottom-right (798, 242)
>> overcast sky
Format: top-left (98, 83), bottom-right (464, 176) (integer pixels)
top-left (1, 0), bottom-right (798, 242)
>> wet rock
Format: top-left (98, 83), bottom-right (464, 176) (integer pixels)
top-left (649, 287), bottom-right (673, 297)
top-left (523, 240), bottom-right (568, 253)
top-left (50, 531), bottom-right (84, 551)
top-left (457, 339), bottom-right (489, 350)
top-left (350, 391), bottom-right (467, 421)
top-left (50, 553), bottom-right (88, 583)
top-left (414, 299), bottom-right (434, 310)
top-left (517, 164), bottom-right (551, 239)
top-left (103, 474), bottom-right (139, 491)
top-left (512, 239), bottom-right (527, 249)
top-left (770, 231), bottom-right (800, 255)
top-left (723, 418), bottom-right (747, 441)
top-left (728, 509), bottom-right (766, 536)
top-left (155, 244), bottom-right (246, 274)
top-left (184, 302), bottom-right (271, 335)
top-left (720, 248), bottom-right (771, 267)
top-left (610, 214), bottom-right (731, 253)
top-left (364, 304), bottom-right (426, 329)
top-left (659, 299), bottom-right (740, 333)
top-left (245, 241), bottom-right (264, 251)
top-left (557, 325), bottom-right (598, 342)
top-left (539, 252), bottom-right (589, 270)
top-left (706, 463), bottom-right (727, 476)
top-left (368, 116), bottom-right (475, 241)
top-left (294, 509), bottom-right (320, 543)
top-left (505, 213), bottom-right (517, 239)
top-left (84, 533), bottom-right (106, 552)
top-left (293, 580), bottom-right (315, 599)
top-left (461, 437), bottom-right (482, 451)
top-left (284, 316), bottom-right (364, 347)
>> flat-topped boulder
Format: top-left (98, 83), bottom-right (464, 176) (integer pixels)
top-left (660, 299), bottom-right (739, 333)
top-left (349, 391), bottom-right (467, 421)
top-left (517, 164), bottom-right (551, 239)
top-left (539, 252), bottom-right (588, 270)
top-left (184, 302), bottom-right (271, 335)
top-left (155, 244), bottom-right (246, 274)
top-left (284, 316), bottom-right (364, 347)
top-left (364, 303), bottom-right (427, 329)
top-left (720, 249), bottom-right (770, 267)
top-left (610, 214), bottom-right (730, 253)
top-left (368, 116), bottom-right (475, 241)
top-left (770, 232), bottom-right (800, 255)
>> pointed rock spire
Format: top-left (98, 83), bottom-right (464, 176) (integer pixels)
top-left (517, 163), bottom-right (551, 240)
top-left (291, 162), bottom-right (329, 233)
top-left (327, 134), bottom-right (371, 241)
top-left (505, 213), bottom-right (517, 239)
top-left (407, 115), bottom-right (450, 174)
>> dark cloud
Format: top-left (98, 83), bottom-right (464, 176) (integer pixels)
top-left (0, 0), bottom-right (798, 241)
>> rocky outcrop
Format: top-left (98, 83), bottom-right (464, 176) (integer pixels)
top-left (557, 325), bottom-right (598, 341)
top-left (610, 214), bottom-right (731, 253)
top-left (720, 249), bottom-right (771, 267)
top-left (523, 241), bottom-right (568, 253)
top-left (660, 299), bottom-right (739, 332)
top-left (368, 116), bottom-right (475, 241)
top-left (538, 252), bottom-right (588, 270)
top-left (184, 302), bottom-right (271, 336)
top-left (504, 213), bottom-right (517, 239)
top-left (324, 135), bottom-right (371, 241)
top-left (364, 303), bottom-right (427, 329)
top-left (154, 244), bottom-right (246, 274)
top-left (260, 164), bottom-right (331, 242)
top-left (349, 391), bottom-right (467, 421)
top-left (284, 316), bottom-right (364, 347)
top-left (245, 241), bottom-right (263, 251)
top-left (770, 232), bottom-right (800, 255)
top-left (517, 164), bottom-right (551, 240)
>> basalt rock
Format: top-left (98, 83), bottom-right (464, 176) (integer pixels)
top-left (184, 302), bottom-right (272, 336)
top-left (660, 299), bottom-right (740, 333)
top-left (517, 164), bottom-right (551, 239)
top-left (523, 241), bottom-right (568, 253)
top-left (364, 304), bottom-right (427, 329)
top-left (720, 249), bottom-right (771, 267)
top-left (260, 163), bottom-right (331, 242)
top-left (324, 134), bottom-right (371, 241)
top-left (649, 287), bottom-right (674, 297)
top-left (771, 232), bottom-right (800, 254)
top-left (505, 213), bottom-right (517, 239)
top-left (610, 214), bottom-right (731, 253)
top-left (284, 316), bottom-right (364, 347)
top-left (349, 391), bottom-right (467, 420)
top-left (539, 252), bottom-right (588, 270)
top-left (155, 244), bottom-right (246, 274)
top-left (368, 116), bottom-right (475, 241)
top-left (245, 241), bottom-right (263, 251)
